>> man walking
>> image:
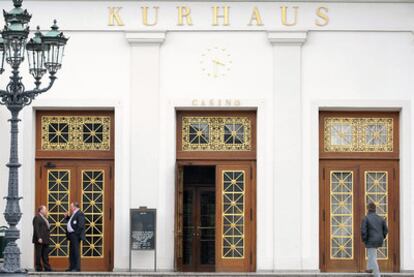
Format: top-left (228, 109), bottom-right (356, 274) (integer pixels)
top-left (32, 205), bottom-right (52, 272)
top-left (64, 202), bottom-right (86, 272)
top-left (361, 202), bottom-right (388, 277)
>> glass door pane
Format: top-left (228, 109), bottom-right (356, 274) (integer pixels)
top-left (199, 189), bottom-right (215, 266)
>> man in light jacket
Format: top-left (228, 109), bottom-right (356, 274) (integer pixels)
top-left (361, 202), bottom-right (388, 277)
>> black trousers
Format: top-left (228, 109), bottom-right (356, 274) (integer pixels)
top-left (34, 243), bottom-right (51, 271)
top-left (68, 233), bottom-right (81, 271)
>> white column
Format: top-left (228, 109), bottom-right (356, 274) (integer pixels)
top-left (123, 31), bottom-right (166, 270)
top-left (268, 31), bottom-right (307, 270)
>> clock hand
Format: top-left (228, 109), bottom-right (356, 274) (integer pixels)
top-left (212, 59), bottom-right (225, 66)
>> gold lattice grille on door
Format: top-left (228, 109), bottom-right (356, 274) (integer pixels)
top-left (324, 118), bottom-right (393, 152)
top-left (47, 170), bottom-right (70, 257)
top-left (222, 171), bottom-right (245, 259)
top-left (41, 116), bottom-right (111, 151)
top-left (330, 171), bottom-right (354, 259)
top-left (365, 171), bottom-right (389, 260)
top-left (81, 170), bottom-right (105, 258)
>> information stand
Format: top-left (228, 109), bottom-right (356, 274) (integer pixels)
top-left (129, 207), bottom-right (156, 272)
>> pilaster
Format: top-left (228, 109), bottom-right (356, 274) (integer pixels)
top-left (121, 31), bottom-right (166, 270)
top-left (268, 31), bottom-right (307, 270)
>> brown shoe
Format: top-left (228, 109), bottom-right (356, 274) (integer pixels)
top-left (365, 269), bottom-right (373, 273)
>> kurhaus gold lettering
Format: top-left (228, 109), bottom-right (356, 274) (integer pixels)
top-left (212, 6), bottom-right (230, 26)
top-left (315, 6), bottom-right (329, 27)
top-left (108, 5), bottom-right (330, 28)
top-left (141, 6), bottom-right (159, 26)
top-left (281, 6), bottom-right (298, 26)
top-left (108, 7), bottom-right (124, 26)
top-left (177, 6), bottom-right (193, 26)
top-left (248, 6), bottom-right (263, 26)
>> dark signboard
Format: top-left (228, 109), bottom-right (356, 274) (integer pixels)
top-left (130, 208), bottom-right (156, 251)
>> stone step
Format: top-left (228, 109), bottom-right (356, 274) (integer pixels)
top-left (26, 272), bottom-right (414, 277)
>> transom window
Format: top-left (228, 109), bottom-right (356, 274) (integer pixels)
top-left (182, 117), bottom-right (251, 151)
top-left (324, 117), bottom-right (393, 152)
top-left (41, 116), bottom-right (111, 151)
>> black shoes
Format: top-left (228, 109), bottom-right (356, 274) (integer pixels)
top-left (65, 268), bottom-right (80, 272)
top-left (36, 268), bottom-right (53, 272)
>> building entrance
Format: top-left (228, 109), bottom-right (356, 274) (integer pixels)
top-left (35, 111), bottom-right (114, 272)
top-left (175, 111), bottom-right (257, 272)
top-left (319, 112), bottom-right (399, 273)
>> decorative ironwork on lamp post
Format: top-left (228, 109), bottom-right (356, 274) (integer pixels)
top-left (0, 0), bottom-right (68, 273)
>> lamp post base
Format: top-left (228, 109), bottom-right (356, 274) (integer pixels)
top-left (0, 243), bottom-right (24, 274)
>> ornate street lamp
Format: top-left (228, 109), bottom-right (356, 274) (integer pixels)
top-left (0, 0), bottom-right (68, 273)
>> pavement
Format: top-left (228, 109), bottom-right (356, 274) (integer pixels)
top-left (25, 271), bottom-right (414, 277)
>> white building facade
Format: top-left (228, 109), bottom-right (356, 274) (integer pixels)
top-left (0, 0), bottom-right (413, 273)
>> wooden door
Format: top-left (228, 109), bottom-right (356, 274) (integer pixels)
top-left (35, 160), bottom-right (114, 271)
top-left (320, 160), bottom-right (399, 272)
top-left (320, 161), bottom-right (360, 272)
top-left (358, 161), bottom-right (399, 273)
top-left (182, 187), bottom-right (215, 272)
top-left (215, 164), bottom-right (253, 272)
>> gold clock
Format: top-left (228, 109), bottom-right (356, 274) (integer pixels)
top-left (200, 47), bottom-right (232, 78)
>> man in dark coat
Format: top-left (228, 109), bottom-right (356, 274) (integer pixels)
top-left (361, 202), bottom-right (388, 277)
top-left (64, 202), bottom-right (86, 272)
top-left (32, 205), bottom-right (52, 272)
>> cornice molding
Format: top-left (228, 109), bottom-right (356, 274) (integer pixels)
top-left (125, 31), bottom-right (167, 45)
top-left (268, 31), bottom-right (308, 46)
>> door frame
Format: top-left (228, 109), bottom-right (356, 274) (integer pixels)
top-left (175, 160), bottom-right (256, 272)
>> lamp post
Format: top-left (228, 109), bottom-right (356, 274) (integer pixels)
top-left (0, 0), bottom-right (68, 273)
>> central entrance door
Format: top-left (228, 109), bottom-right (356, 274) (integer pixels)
top-left (177, 163), bottom-right (255, 272)
top-left (175, 111), bottom-right (257, 272)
